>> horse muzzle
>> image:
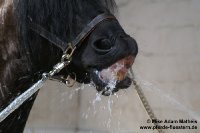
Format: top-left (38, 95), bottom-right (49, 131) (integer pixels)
top-left (90, 55), bottom-right (135, 96)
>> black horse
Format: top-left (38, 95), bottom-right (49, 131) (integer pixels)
top-left (0, 0), bottom-right (138, 132)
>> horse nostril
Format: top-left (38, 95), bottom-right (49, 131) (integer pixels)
top-left (92, 39), bottom-right (113, 54)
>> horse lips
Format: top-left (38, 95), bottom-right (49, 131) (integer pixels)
top-left (99, 55), bottom-right (134, 83)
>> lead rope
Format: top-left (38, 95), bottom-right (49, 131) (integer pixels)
top-left (0, 46), bottom-right (74, 123)
top-left (130, 68), bottom-right (164, 133)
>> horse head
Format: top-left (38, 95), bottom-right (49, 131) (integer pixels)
top-left (0, 0), bottom-right (138, 132)
top-left (66, 16), bottom-right (138, 95)
top-left (15, 0), bottom-right (138, 96)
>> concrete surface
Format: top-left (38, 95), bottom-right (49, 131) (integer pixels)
top-left (25, 0), bottom-right (200, 133)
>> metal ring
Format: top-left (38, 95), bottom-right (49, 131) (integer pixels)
top-left (65, 72), bottom-right (77, 87)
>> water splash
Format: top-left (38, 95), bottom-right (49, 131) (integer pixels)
top-left (134, 74), bottom-right (200, 122)
top-left (68, 84), bottom-right (85, 99)
top-left (97, 60), bottom-right (124, 83)
top-left (80, 67), bottom-right (131, 129)
top-left (107, 96), bottom-right (113, 116)
top-left (95, 59), bottom-right (129, 95)
top-left (81, 106), bottom-right (91, 119)
top-left (94, 92), bottom-right (102, 102)
top-left (92, 92), bottom-right (103, 115)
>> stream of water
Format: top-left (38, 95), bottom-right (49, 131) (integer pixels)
top-left (76, 70), bottom-right (200, 132)
top-left (134, 74), bottom-right (200, 122)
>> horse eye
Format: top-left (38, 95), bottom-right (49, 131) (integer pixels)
top-left (92, 39), bottom-right (113, 53)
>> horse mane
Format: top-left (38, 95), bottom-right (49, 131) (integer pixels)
top-left (14, 0), bottom-right (117, 72)
top-left (0, 0), bottom-right (117, 106)
top-left (0, 2), bottom-right (120, 131)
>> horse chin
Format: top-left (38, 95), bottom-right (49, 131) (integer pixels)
top-left (90, 55), bottom-right (135, 96)
top-left (92, 74), bottom-right (132, 96)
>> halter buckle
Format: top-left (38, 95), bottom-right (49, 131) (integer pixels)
top-left (62, 43), bottom-right (76, 62)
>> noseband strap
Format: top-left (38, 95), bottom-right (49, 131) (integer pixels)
top-left (0, 13), bottom-right (118, 122)
top-left (29, 13), bottom-right (117, 52)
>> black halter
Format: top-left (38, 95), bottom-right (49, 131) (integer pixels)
top-left (0, 13), bottom-right (119, 123)
top-left (29, 13), bottom-right (117, 54)
top-left (28, 13), bottom-right (117, 84)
